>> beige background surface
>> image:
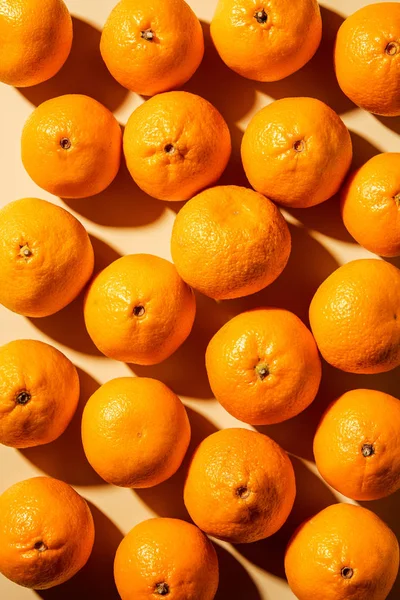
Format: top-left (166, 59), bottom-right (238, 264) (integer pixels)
top-left (1, 0), bottom-right (399, 598)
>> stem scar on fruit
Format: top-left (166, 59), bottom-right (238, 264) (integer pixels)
top-left (141, 28), bottom-right (154, 41)
top-left (386, 41), bottom-right (399, 56)
top-left (164, 143), bottom-right (176, 155)
top-left (294, 140), bottom-right (305, 152)
top-left (155, 582), bottom-right (170, 595)
top-left (60, 137), bottom-right (71, 150)
top-left (361, 443), bottom-right (374, 457)
top-left (19, 244), bottom-right (32, 258)
top-left (16, 391), bottom-right (31, 405)
top-left (34, 541), bottom-right (47, 552)
top-left (255, 363), bottom-right (269, 380)
top-left (254, 9), bottom-right (268, 24)
top-left (236, 486), bottom-right (251, 499)
top-left (133, 305), bottom-right (145, 317)
top-left (341, 567), bottom-right (354, 579)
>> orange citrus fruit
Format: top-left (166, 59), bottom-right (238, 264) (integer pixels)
top-left (0, 0), bottom-right (72, 87)
top-left (285, 503), bottom-right (399, 600)
top-left (184, 428), bottom-right (296, 543)
top-left (81, 377), bottom-right (190, 488)
top-left (211, 0), bottom-right (322, 82)
top-left (0, 339), bottom-right (79, 448)
top-left (334, 3), bottom-right (400, 117)
top-left (314, 389), bottom-right (400, 501)
top-left (309, 259), bottom-right (400, 374)
top-left (171, 185), bottom-right (291, 299)
top-left (206, 308), bottom-right (321, 425)
top-left (341, 153), bottom-right (400, 257)
top-left (241, 97), bottom-right (353, 208)
top-left (84, 254), bottom-right (196, 365)
top-left (114, 518), bottom-right (219, 600)
top-left (100, 0), bottom-right (204, 96)
top-left (123, 91), bottom-right (231, 201)
top-left (0, 477), bottom-right (94, 589)
top-left (0, 198), bottom-right (94, 317)
top-left (21, 94), bottom-right (122, 198)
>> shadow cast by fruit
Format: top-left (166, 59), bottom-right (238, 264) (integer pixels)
top-left (34, 501), bottom-right (123, 600)
top-left (374, 115), bottom-right (400, 135)
top-left (18, 17), bottom-right (129, 112)
top-left (234, 456), bottom-right (337, 580)
top-left (28, 235), bottom-right (121, 356)
top-left (20, 368), bottom-right (103, 486)
top-left (63, 157), bottom-right (166, 228)
top-left (133, 406), bottom-right (218, 519)
top-left (257, 6), bottom-right (356, 116)
top-left (215, 544), bottom-right (262, 600)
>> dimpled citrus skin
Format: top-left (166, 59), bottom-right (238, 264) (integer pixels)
top-left (184, 428), bottom-right (296, 543)
top-left (341, 153), bottom-right (400, 257)
top-left (21, 95), bottom-right (122, 199)
top-left (309, 259), bottom-right (400, 374)
top-left (123, 92), bottom-right (231, 202)
top-left (171, 186), bottom-right (291, 300)
top-left (81, 377), bottom-right (191, 488)
top-left (84, 254), bottom-right (196, 365)
top-left (241, 97), bottom-right (353, 208)
top-left (0, 477), bottom-right (94, 590)
top-left (206, 308), bottom-right (321, 425)
top-left (100, 0), bottom-right (204, 96)
top-left (114, 518), bottom-right (219, 600)
top-left (211, 0), bottom-right (322, 82)
top-left (0, 0), bottom-right (72, 87)
top-left (334, 3), bottom-right (400, 117)
top-left (0, 198), bottom-right (94, 317)
top-left (0, 340), bottom-right (79, 449)
top-left (285, 504), bottom-right (399, 600)
top-left (314, 389), bottom-right (400, 501)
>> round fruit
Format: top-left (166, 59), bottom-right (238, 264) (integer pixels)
top-left (241, 97), bottom-right (353, 208)
top-left (314, 389), bottom-right (400, 501)
top-left (334, 3), bottom-right (400, 117)
top-left (0, 339), bottom-right (79, 448)
top-left (309, 259), bottom-right (400, 374)
top-left (0, 477), bottom-right (94, 589)
top-left (206, 308), bottom-right (321, 425)
top-left (171, 186), bottom-right (291, 300)
top-left (123, 91), bottom-right (231, 202)
top-left (341, 153), bottom-right (400, 257)
top-left (100, 0), bottom-right (204, 96)
top-left (0, 0), bottom-right (72, 87)
top-left (285, 503), bottom-right (399, 600)
top-left (83, 254), bottom-right (195, 364)
top-left (211, 0), bottom-right (322, 82)
top-left (21, 95), bottom-right (122, 198)
top-left (184, 428), bottom-right (296, 543)
top-left (0, 198), bottom-right (94, 317)
top-left (81, 377), bottom-right (190, 488)
top-left (114, 518), bottom-right (219, 600)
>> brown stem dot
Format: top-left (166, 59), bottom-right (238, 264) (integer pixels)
top-left (34, 541), bottom-right (47, 552)
top-left (19, 244), bottom-right (32, 258)
top-left (164, 143), bottom-right (176, 155)
top-left (294, 140), bottom-right (305, 152)
top-left (141, 29), bottom-right (154, 41)
top-left (133, 305), bottom-right (145, 317)
top-left (155, 582), bottom-right (170, 595)
top-left (16, 391), bottom-right (31, 405)
top-left (386, 41), bottom-right (399, 56)
top-left (341, 567), bottom-right (353, 579)
top-left (254, 9), bottom-right (268, 23)
top-left (394, 193), bottom-right (400, 207)
top-left (361, 443), bottom-right (374, 457)
top-left (236, 486), bottom-right (250, 499)
top-left (60, 137), bottom-right (71, 150)
top-left (255, 363), bottom-right (269, 381)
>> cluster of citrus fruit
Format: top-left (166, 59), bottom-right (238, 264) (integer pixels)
top-left (0, 0), bottom-right (399, 599)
